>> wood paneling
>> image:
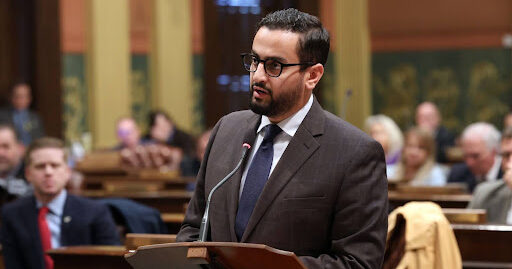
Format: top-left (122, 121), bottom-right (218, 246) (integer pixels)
top-left (130, 0), bottom-right (151, 54)
top-left (369, 0), bottom-right (512, 51)
top-left (34, 0), bottom-right (62, 138)
top-left (60, 0), bottom-right (86, 53)
top-left (0, 0), bottom-right (18, 106)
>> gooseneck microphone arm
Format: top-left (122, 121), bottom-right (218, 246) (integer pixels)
top-left (198, 143), bottom-right (252, 242)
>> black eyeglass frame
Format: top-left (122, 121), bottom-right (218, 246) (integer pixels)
top-left (240, 53), bottom-right (314, 77)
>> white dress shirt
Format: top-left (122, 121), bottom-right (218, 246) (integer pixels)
top-left (485, 155), bottom-right (502, 182)
top-left (36, 190), bottom-right (67, 248)
top-left (239, 94), bottom-right (314, 198)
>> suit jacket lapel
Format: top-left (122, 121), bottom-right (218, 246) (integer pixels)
top-left (241, 98), bottom-right (325, 242)
top-left (226, 114), bottom-right (260, 241)
top-left (500, 185), bottom-right (512, 223)
top-left (25, 197), bottom-right (40, 246)
top-left (60, 195), bottom-right (73, 245)
top-left (22, 197), bottom-right (44, 265)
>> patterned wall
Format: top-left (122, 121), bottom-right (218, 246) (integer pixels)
top-left (372, 48), bottom-right (512, 135)
top-left (131, 54), bottom-right (151, 133)
top-left (62, 53), bottom-right (88, 145)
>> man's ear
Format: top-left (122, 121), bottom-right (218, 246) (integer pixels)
top-left (305, 63), bottom-right (324, 91)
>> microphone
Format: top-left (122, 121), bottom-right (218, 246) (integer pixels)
top-left (341, 88), bottom-right (352, 120)
top-left (198, 143), bottom-right (252, 242)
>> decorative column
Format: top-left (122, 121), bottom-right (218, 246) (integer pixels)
top-left (87, 0), bottom-right (131, 148)
top-left (151, 0), bottom-right (193, 131)
top-left (335, 0), bottom-right (371, 129)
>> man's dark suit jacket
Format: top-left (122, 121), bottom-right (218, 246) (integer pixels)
top-left (177, 98), bottom-right (388, 269)
top-left (0, 107), bottom-right (44, 145)
top-left (435, 126), bottom-right (455, 163)
top-left (0, 194), bottom-right (120, 269)
top-left (448, 163), bottom-right (503, 193)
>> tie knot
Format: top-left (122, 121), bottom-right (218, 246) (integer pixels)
top-left (263, 124), bottom-right (282, 143)
top-left (39, 206), bottom-right (49, 217)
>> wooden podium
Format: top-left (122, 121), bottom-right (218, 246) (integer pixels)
top-left (124, 242), bottom-right (307, 269)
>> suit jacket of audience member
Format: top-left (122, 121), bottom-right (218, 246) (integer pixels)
top-left (0, 194), bottom-right (120, 269)
top-left (435, 126), bottom-right (455, 163)
top-left (0, 162), bottom-right (31, 205)
top-left (0, 107), bottom-right (44, 143)
top-left (168, 127), bottom-right (196, 157)
top-left (468, 180), bottom-right (512, 224)
top-left (447, 163), bottom-right (503, 193)
top-left (177, 98), bottom-right (389, 269)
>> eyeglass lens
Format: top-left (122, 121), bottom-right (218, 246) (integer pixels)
top-left (242, 55), bottom-right (281, 77)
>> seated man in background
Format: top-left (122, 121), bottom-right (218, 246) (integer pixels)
top-left (415, 102), bottom-right (455, 163)
top-left (114, 116), bottom-right (142, 150)
top-left (0, 83), bottom-right (44, 147)
top-left (468, 127), bottom-right (512, 224)
top-left (0, 137), bottom-right (120, 269)
top-left (448, 122), bottom-right (502, 192)
top-left (0, 124), bottom-right (31, 203)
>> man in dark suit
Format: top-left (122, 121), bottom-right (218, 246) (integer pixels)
top-left (177, 9), bottom-right (388, 269)
top-left (415, 102), bottom-right (455, 163)
top-left (0, 83), bottom-right (44, 146)
top-left (0, 137), bottom-right (120, 269)
top-left (468, 127), bottom-right (512, 223)
top-left (448, 122), bottom-right (503, 193)
top-left (0, 125), bottom-right (31, 204)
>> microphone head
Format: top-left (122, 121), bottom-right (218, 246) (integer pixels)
top-left (242, 143), bottom-right (251, 149)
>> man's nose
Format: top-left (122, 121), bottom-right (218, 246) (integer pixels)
top-left (44, 165), bottom-right (53, 174)
top-left (252, 62), bottom-right (267, 82)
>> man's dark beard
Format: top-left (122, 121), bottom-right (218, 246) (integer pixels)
top-left (248, 83), bottom-right (300, 119)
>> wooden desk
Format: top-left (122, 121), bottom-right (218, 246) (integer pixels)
top-left (48, 246), bottom-right (130, 269)
top-left (443, 208), bottom-right (486, 224)
top-left (82, 174), bottom-right (194, 192)
top-left (388, 191), bottom-right (472, 210)
top-left (76, 190), bottom-right (193, 214)
top-left (452, 224), bottom-right (512, 269)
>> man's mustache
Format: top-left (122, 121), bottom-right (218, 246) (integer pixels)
top-left (251, 83), bottom-right (272, 95)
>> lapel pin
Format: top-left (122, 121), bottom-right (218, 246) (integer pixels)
top-left (63, 216), bottom-right (72, 223)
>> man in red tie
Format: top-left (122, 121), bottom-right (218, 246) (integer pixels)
top-left (0, 137), bottom-right (120, 269)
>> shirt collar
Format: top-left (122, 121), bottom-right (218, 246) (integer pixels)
top-left (36, 189), bottom-right (67, 217)
top-left (257, 94), bottom-right (314, 137)
top-left (486, 155), bottom-right (502, 181)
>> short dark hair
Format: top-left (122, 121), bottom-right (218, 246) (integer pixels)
top-left (256, 8), bottom-right (330, 67)
top-left (24, 137), bottom-right (67, 166)
top-left (148, 109), bottom-right (172, 128)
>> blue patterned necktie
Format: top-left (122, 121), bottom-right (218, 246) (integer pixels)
top-left (235, 124), bottom-right (282, 241)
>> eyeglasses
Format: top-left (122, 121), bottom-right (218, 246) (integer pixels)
top-left (240, 53), bottom-right (314, 77)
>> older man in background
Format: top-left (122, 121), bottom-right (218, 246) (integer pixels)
top-left (448, 122), bottom-right (503, 192)
top-left (114, 117), bottom-right (142, 150)
top-left (468, 127), bottom-right (512, 223)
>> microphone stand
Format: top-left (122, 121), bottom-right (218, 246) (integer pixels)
top-left (198, 143), bottom-right (251, 242)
